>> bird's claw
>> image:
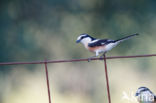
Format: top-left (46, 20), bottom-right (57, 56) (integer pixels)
top-left (88, 58), bottom-right (91, 62)
top-left (99, 55), bottom-right (104, 60)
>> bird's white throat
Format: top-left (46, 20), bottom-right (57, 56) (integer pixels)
top-left (80, 37), bottom-right (92, 48)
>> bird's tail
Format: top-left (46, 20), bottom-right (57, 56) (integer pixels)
top-left (114, 33), bottom-right (139, 43)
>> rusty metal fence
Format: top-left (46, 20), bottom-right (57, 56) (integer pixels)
top-left (1, 54), bottom-right (156, 103)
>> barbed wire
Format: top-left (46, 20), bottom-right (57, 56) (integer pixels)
top-left (1, 53), bottom-right (156, 103)
top-left (0, 54), bottom-right (156, 65)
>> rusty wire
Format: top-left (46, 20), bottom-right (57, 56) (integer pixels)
top-left (0, 54), bottom-right (156, 103)
top-left (0, 54), bottom-right (156, 65)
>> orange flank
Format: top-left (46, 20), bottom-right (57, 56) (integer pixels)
top-left (88, 46), bottom-right (106, 52)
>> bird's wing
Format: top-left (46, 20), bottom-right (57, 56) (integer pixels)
top-left (88, 39), bottom-right (115, 47)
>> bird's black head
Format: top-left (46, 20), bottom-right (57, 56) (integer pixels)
top-left (76, 33), bottom-right (95, 43)
top-left (135, 87), bottom-right (151, 96)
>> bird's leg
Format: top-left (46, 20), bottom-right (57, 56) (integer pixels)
top-left (88, 55), bottom-right (97, 62)
top-left (88, 51), bottom-right (99, 62)
top-left (100, 55), bottom-right (104, 60)
top-left (100, 52), bottom-right (106, 60)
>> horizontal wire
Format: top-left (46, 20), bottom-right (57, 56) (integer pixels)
top-left (0, 54), bottom-right (156, 66)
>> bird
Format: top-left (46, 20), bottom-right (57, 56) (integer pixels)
top-left (76, 33), bottom-right (139, 61)
top-left (135, 87), bottom-right (156, 103)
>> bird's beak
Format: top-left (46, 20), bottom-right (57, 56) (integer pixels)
top-left (135, 93), bottom-right (139, 96)
top-left (76, 40), bottom-right (81, 43)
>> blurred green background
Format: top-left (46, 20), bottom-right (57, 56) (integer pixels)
top-left (0, 0), bottom-right (156, 103)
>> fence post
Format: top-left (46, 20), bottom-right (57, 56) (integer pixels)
top-left (44, 60), bottom-right (52, 103)
top-left (103, 54), bottom-right (111, 103)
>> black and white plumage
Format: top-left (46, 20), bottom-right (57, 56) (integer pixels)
top-left (76, 33), bottom-right (139, 60)
top-left (135, 87), bottom-right (156, 103)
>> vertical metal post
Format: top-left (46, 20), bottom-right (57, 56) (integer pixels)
top-left (44, 60), bottom-right (52, 103)
top-left (103, 54), bottom-right (111, 103)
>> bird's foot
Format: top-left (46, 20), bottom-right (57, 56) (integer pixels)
top-left (99, 55), bottom-right (104, 60)
top-left (88, 57), bottom-right (92, 62)
top-left (88, 56), bottom-right (96, 62)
